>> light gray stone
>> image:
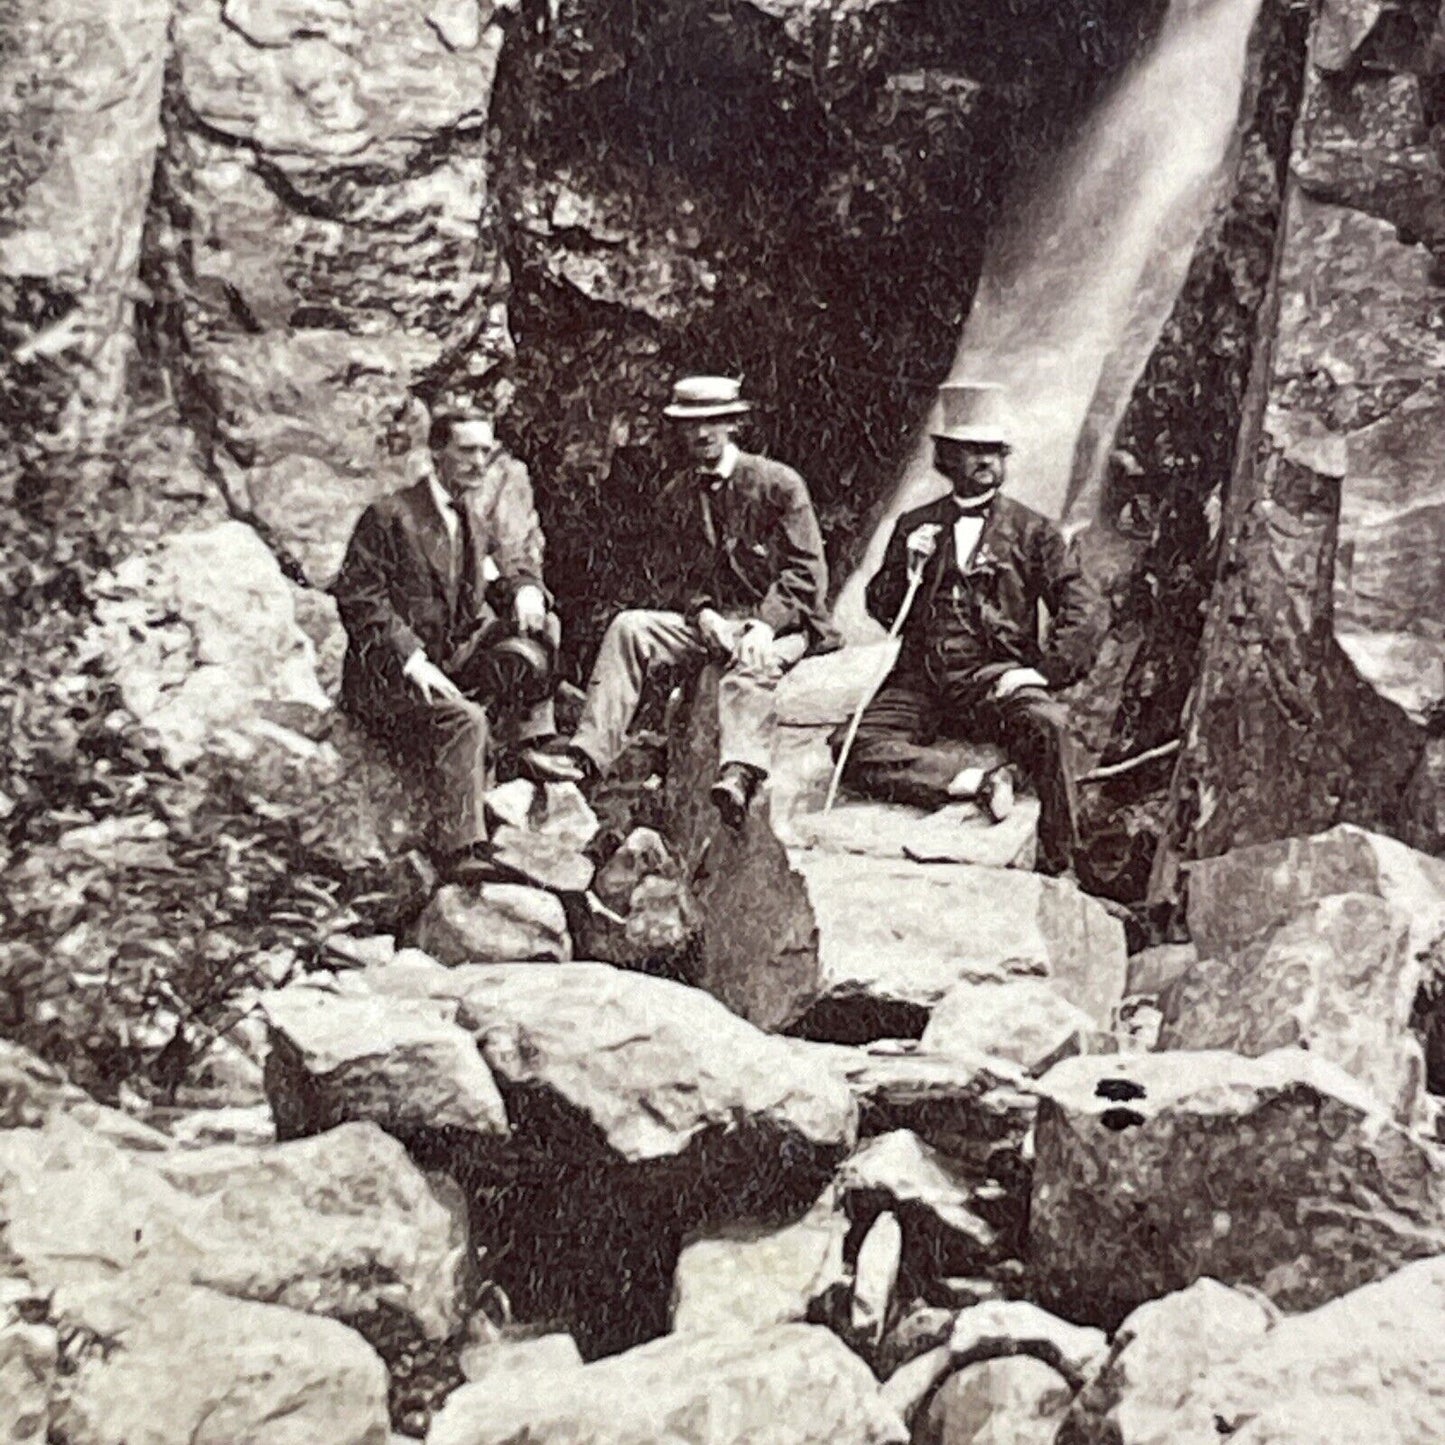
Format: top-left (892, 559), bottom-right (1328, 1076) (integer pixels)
top-left (671, 1191), bottom-right (849, 1335)
top-left (923, 980), bottom-right (1095, 1075)
top-left (428, 1323), bottom-right (908, 1445)
top-left (411, 882), bottom-right (572, 964)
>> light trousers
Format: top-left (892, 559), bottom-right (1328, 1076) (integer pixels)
top-left (572, 609), bottom-right (806, 776)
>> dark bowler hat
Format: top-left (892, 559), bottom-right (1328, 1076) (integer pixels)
top-left (662, 376), bottom-right (752, 420)
top-left (474, 632), bottom-right (555, 710)
top-left (932, 381), bottom-right (1012, 448)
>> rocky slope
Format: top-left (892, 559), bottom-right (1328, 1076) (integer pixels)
top-left (3, 0), bottom-right (1445, 1439)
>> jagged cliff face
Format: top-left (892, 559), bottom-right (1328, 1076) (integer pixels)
top-left (1156, 0), bottom-right (1445, 887)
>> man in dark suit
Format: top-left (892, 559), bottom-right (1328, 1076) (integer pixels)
top-left (528, 376), bottom-right (839, 827)
top-left (839, 382), bottom-right (1106, 874)
top-left (333, 408), bottom-right (562, 876)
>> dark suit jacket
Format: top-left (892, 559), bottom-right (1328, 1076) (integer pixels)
top-left (866, 490), bottom-right (1105, 690)
top-left (657, 450), bottom-right (841, 653)
top-left (333, 459), bottom-right (546, 726)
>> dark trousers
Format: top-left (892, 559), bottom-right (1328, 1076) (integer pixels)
top-left (837, 660), bottom-right (1081, 873)
top-left (351, 615), bottom-right (559, 857)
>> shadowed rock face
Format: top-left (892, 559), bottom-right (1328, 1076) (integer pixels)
top-left (1156, 0), bottom-right (1445, 877)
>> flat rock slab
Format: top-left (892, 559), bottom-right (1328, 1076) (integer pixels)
top-left (789, 800), bottom-right (1039, 871)
top-left (427, 1322), bottom-right (908, 1445)
top-left (444, 962), bottom-right (857, 1163)
top-left (1029, 1048), bottom-right (1445, 1328)
top-left (789, 853), bottom-right (1126, 1037)
top-left (1123, 1256), bottom-right (1445, 1444)
top-left (923, 980), bottom-right (1095, 1076)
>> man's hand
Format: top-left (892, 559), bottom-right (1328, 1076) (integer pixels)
top-left (514, 584), bottom-right (547, 636)
top-left (992, 666), bottom-right (1050, 700)
top-left (735, 620), bottom-right (776, 672)
top-left (403, 651), bottom-right (464, 705)
top-left (905, 523), bottom-right (943, 576)
top-left (696, 608), bottom-right (741, 660)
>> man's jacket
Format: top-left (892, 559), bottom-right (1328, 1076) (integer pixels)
top-left (657, 450), bottom-right (841, 653)
top-left (866, 490), bottom-right (1105, 689)
top-left (333, 457), bottom-right (545, 724)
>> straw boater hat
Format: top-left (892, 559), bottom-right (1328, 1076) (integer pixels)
top-left (662, 376), bottom-right (752, 420)
top-left (931, 380), bottom-right (1011, 448)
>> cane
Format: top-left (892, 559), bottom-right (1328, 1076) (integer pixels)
top-left (823, 550), bottom-right (929, 813)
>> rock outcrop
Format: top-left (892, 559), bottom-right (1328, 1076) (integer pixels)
top-left (1160, 0), bottom-right (1445, 872)
top-left (666, 665), bottom-right (1127, 1039)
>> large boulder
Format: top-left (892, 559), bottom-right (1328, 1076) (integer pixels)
top-left (787, 854), bottom-right (1127, 1039)
top-left (1121, 1256), bottom-right (1445, 1444)
top-left (411, 883), bottom-right (573, 964)
top-left (1029, 1048), bottom-right (1445, 1327)
top-left (50, 1279), bottom-right (389, 1445)
top-left (444, 962), bottom-right (856, 1162)
top-left (0, 1115), bottom-right (467, 1348)
top-left (154, 1122), bottom-right (469, 1341)
top-left (1160, 892), bottom-right (1425, 1121)
top-left (427, 1322), bottom-right (908, 1445)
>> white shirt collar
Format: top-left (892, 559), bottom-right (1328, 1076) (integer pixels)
top-left (427, 472), bottom-right (460, 543)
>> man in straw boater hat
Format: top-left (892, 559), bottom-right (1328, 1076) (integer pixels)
top-left (835, 381), bottom-right (1105, 875)
top-left (333, 401), bottom-right (565, 883)
top-left (525, 375), bottom-right (840, 827)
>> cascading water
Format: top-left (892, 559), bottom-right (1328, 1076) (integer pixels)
top-left (834, 0), bottom-right (1266, 639)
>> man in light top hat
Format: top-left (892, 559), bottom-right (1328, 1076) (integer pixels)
top-left (527, 375), bottom-right (839, 827)
top-left (837, 381), bottom-right (1105, 874)
top-left (333, 404), bottom-right (564, 880)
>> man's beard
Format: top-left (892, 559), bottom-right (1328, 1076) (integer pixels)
top-left (953, 481), bottom-right (1000, 509)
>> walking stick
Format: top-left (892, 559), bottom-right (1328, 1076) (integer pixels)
top-left (824, 557), bottom-right (927, 813)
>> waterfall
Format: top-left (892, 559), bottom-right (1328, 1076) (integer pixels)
top-left (834, 0), bottom-right (1265, 638)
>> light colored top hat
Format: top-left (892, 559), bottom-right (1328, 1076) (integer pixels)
top-left (662, 375), bottom-right (752, 420)
top-left (931, 380), bottom-right (1011, 447)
